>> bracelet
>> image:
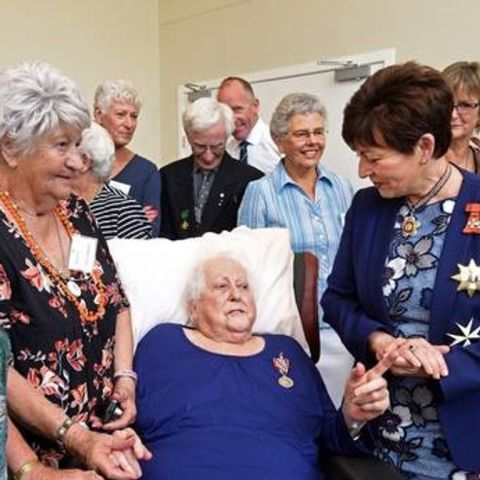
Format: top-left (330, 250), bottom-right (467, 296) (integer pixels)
top-left (348, 420), bottom-right (366, 440)
top-left (56, 417), bottom-right (77, 452)
top-left (13, 459), bottom-right (41, 480)
top-left (113, 369), bottom-right (138, 384)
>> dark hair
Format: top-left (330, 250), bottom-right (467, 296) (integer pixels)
top-left (218, 76), bottom-right (256, 98)
top-left (342, 62), bottom-right (453, 158)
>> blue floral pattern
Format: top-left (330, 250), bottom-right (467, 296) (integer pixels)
top-left (375, 199), bottom-right (475, 479)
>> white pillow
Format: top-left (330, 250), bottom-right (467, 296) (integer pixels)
top-left (108, 226), bottom-right (308, 352)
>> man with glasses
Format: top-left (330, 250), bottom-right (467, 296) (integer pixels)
top-left (160, 98), bottom-right (263, 239)
top-left (217, 77), bottom-right (281, 174)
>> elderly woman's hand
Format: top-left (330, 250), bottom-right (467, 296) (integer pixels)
top-left (342, 343), bottom-right (401, 426)
top-left (65, 423), bottom-right (149, 479)
top-left (102, 377), bottom-right (137, 431)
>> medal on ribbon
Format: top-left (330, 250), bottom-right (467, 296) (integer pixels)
top-left (272, 352), bottom-right (294, 389)
top-left (180, 209), bottom-right (190, 231)
top-left (463, 203), bottom-right (480, 234)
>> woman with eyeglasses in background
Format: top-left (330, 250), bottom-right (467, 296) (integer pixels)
top-left (238, 93), bottom-right (354, 408)
top-left (442, 61), bottom-right (480, 173)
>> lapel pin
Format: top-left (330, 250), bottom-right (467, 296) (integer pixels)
top-left (451, 259), bottom-right (480, 297)
top-left (463, 203), bottom-right (480, 234)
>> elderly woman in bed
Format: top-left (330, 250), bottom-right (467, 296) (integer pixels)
top-left (134, 253), bottom-right (401, 480)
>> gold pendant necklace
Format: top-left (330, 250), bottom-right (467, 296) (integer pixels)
top-left (401, 163), bottom-right (452, 238)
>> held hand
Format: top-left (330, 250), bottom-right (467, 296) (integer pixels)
top-left (390, 340), bottom-right (450, 379)
top-left (368, 331), bottom-right (401, 361)
top-left (65, 424), bottom-right (143, 479)
top-left (110, 428), bottom-right (153, 477)
top-left (103, 377), bottom-right (137, 431)
top-left (343, 342), bottom-right (401, 424)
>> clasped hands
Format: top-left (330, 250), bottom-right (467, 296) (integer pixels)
top-left (63, 425), bottom-right (152, 480)
top-left (369, 331), bottom-right (450, 380)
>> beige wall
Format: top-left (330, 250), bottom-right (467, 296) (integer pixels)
top-left (3, 1), bottom-right (477, 166)
top-left (158, 0), bottom-right (480, 164)
top-left (0, 0), bottom-right (161, 163)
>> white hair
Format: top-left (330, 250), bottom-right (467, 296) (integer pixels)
top-left (94, 79), bottom-right (142, 113)
top-left (182, 97), bottom-right (234, 136)
top-left (78, 122), bottom-right (115, 182)
top-left (184, 251), bottom-right (256, 307)
top-left (0, 62), bottom-right (90, 156)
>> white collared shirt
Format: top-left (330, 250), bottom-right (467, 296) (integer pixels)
top-left (226, 118), bottom-right (281, 174)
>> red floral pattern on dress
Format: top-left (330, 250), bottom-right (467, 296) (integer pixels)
top-left (0, 195), bottom-right (129, 468)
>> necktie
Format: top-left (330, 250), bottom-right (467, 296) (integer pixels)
top-left (195, 171), bottom-right (212, 223)
top-left (239, 140), bottom-right (249, 164)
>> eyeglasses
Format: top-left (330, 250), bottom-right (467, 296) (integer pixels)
top-left (453, 101), bottom-right (479, 115)
top-left (289, 128), bottom-right (327, 142)
top-left (191, 142), bottom-right (225, 156)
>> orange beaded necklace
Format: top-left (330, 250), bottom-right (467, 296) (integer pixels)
top-left (0, 190), bottom-right (107, 324)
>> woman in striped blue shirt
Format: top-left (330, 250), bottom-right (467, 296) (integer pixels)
top-left (238, 92), bottom-right (354, 407)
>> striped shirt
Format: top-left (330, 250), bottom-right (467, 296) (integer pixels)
top-left (238, 161), bottom-right (353, 328)
top-left (90, 184), bottom-right (153, 240)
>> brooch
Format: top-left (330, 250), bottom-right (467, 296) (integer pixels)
top-left (447, 318), bottom-right (480, 346)
top-left (463, 203), bottom-right (480, 234)
top-left (180, 209), bottom-right (190, 231)
top-left (451, 259), bottom-right (480, 297)
top-left (272, 352), bottom-right (294, 389)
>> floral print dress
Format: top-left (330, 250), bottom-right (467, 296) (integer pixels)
top-left (0, 196), bottom-right (129, 467)
top-left (375, 199), bottom-right (476, 480)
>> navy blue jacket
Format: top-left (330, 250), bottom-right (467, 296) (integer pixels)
top-left (322, 170), bottom-right (480, 472)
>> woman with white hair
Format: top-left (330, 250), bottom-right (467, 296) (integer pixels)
top-left (75, 122), bottom-right (152, 240)
top-left (0, 62), bottom-right (150, 478)
top-left (238, 93), bottom-right (354, 407)
top-left (94, 80), bottom-right (161, 236)
top-left (135, 253), bottom-right (400, 479)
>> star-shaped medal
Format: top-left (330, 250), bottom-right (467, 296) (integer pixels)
top-left (451, 259), bottom-right (480, 297)
top-left (447, 318), bottom-right (480, 346)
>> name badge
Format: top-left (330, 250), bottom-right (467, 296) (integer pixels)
top-left (68, 234), bottom-right (98, 274)
top-left (109, 180), bottom-right (131, 195)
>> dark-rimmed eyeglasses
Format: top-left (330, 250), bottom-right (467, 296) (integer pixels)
top-left (191, 142), bottom-right (225, 156)
top-left (453, 101), bottom-right (479, 115)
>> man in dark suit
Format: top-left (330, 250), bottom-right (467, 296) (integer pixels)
top-left (160, 97), bottom-right (263, 239)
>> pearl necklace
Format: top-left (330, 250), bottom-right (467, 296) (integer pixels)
top-left (0, 190), bottom-right (107, 324)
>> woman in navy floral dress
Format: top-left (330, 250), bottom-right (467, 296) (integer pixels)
top-left (322, 62), bottom-right (480, 479)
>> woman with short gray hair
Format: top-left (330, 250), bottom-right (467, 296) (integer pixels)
top-left (94, 79), bottom-right (161, 236)
top-left (238, 92), bottom-right (354, 407)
